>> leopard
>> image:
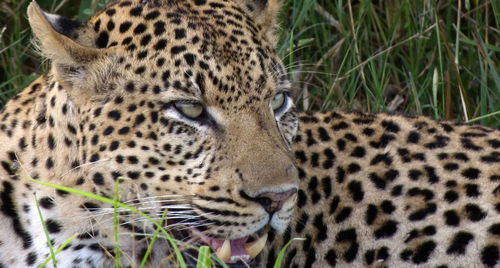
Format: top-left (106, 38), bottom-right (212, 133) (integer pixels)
top-left (0, 0), bottom-right (498, 268)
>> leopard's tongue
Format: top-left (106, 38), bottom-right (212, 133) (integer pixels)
top-left (192, 229), bottom-right (268, 263)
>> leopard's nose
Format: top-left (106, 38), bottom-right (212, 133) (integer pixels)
top-left (254, 189), bottom-right (297, 214)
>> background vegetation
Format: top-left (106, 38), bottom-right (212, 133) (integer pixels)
top-left (1, 0), bottom-right (499, 127)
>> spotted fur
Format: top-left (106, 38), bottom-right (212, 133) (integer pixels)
top-left (265, 111), bottom-right (500, 267)
top-left (0, 0), bottom-right (499, 267)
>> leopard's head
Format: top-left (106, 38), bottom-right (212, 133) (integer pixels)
top-left (28, 0), bottom-right (298, 265)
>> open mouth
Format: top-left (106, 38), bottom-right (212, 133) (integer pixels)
top-left (168, 219), bottom-right (269, 266)
top-left (190, 227), bottom-right (268, 264)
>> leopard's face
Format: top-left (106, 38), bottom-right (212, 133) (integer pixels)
top-left (26, 0), bottom-right (298, 264)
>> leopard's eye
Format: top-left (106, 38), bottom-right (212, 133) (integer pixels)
top-left (271, 92), bottom-right (286, 112)
top-left (174, 102), bottom-right (204, 119)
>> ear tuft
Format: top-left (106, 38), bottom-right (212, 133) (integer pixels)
top-left (234, 0), bottom-right (283, 45)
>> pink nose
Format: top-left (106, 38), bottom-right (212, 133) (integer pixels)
top-left (255, 189), bottom-right (297, 214)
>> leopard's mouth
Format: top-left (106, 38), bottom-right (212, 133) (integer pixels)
top-left (190, 227), bottom-right (268, 264)
top-left (168, 219), bottom-right (268, 265)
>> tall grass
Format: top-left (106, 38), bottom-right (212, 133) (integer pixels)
top-left (1, 0), bottom-right (499, 127)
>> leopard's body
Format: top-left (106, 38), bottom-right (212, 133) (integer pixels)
top-left (264, 111), bottom-right (500, 267)
top-left (0, 0), bottom-right (499, 267)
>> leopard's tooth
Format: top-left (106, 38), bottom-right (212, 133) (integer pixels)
top-left (215, 239), bottom-right (231, 263)
top-left (244, 233), bottom-right (268, 259)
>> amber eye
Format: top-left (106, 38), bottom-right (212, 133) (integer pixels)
top-left (271, 92), bottom-right (287, 112)
top-left (174, 102), bottom-right (204, 119)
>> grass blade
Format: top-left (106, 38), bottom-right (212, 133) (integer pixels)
top-left (196, 246), bottom-right (212, 268)
top-left (34, 194), bottom-right (58, 268)
top-left (27, 177), bottom-right (187, 268)
top-left (273, 238), bottom-right (305, 268)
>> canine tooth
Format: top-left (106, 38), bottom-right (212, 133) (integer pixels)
top-left (244, 233), bottom-right (268, 259)
top-left (215, 239), bottom-right (231, 263)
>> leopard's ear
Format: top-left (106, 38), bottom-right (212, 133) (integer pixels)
top-left (234, 0), bottom-right (283, 45)
top-left (28, 2), bottom-right (114, 100)
top-left (27, 1), bottom-right (103, 65)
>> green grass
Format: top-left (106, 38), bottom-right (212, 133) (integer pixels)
top-left (1, 0), bottom-right (499, 127)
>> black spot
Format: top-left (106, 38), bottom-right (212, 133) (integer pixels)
top-left (45, 219), bottom-right (62, 233)
top-left (444, 190), bottom-right (459, 203)
top-left (347, 163), bottom-right (360, 173)
top-left (364, 250), bottom-right (375, 265)
top-left (424, 166), bottom-right (439, 183)
top-left (461, 138), bottom-right (482, 151)
top-left (335, 228), bottom-right (358, 262)
top-left (109, 141), bottom-right (119, 151)
top-left (462, 168), bottom-right (481, 180)
top-left (184, 53), bottom-right (196, 66)
top-left (174, 28), bottom-right (186, 39)
top-left (129, 6), bottom-right (142, 16)
top-left (370, 153), bottom-right (392, 166)
top-left (107, 110), bottom-right (121, 121)
top-left (347, 180), bottom-right (363, 202)
top-left (407, 131), bottom-right (420, 143)
top-left (103, 126), bottom-right (114, 135)
top-left (369, 133), bottom-right (395, 148)
top-left (376, 246), bottom-right (390, 261)
top-left (380, 200), bottom-right (396, 214)
top-left (317, 127), bottom-right (330, 141)
top-left (381, 120), bottom-right (400, 133)
top-left (446, 231), bottom-right (474, 255)
top-left (408, 203), bottom-right (436, 221)
top-left (412, 240), bottom-right (436, 264)
top-left (153, 21), bottom-right (166, 35)
top-left (322, 148), bottom-right (335, 169)
top-left (444, 163), bottom-right (459, 171)
top-left (26, 251), bottom-right (37, 265)
top-left (424, 135), bottom-right (450, 149)
top-left (443, 210), bottom-right (460, 226)
top-left (482, 245), bottom-right (499, 267)
top-left (154, 39), bottom-right (167, 50)
top-left (145, 10), bottom-right (160, 20)
top-left (332, 121), bottom-right (349, 131)
top-left (313, 213), bottom-right (328, 241)
top-left (133, 23), bottom-right (147, 34)
top-left (92, 173), bottom-right (104, 185)
top-left (400, 249), bottom-right (413, 261)
top-left (488, 223), bottom-right (500, 235)
top-left (118, 127), bottom-right (130, 135)
top-left (374, 220), bottom-right (398, 238)
top-left (329, 195), bottom-right (339, 214)
top-left (391, 185), bottom-right (403, 197)
top-left (325, 249), bottom-right (337, 266)
top-left (408, 169), bottom-right (423, 181)
top-left (45, 157), bottom-right (54, 169)
top-left (335, 207), bottom-right (352, 223)
top-left (350, 146), bottom-right (365, 158)
top-left (365, 204), bottom-right (378, 225)
top-left (464, 203), bottom-right (486, 221)
top-left (369, 173), bottom-right (386, 189)
top-left (39, 197), bottom-right (55, 209)
top-left (47, 134), bottom-right (55, 150)
top-left (171, 45), bottom-right (187, 54)
top-left (422, 225), bottom-right (436, 235)
top-left (96, 31), bottom-right (109, 48)
top-left (464, 183), bottom-right (480, 197)
top-left (362, 127), bottom-right (374, 136)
